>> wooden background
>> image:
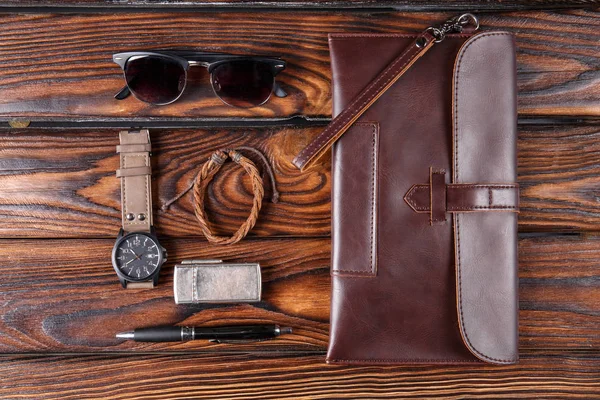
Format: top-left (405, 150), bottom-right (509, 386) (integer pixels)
top-left (0, 1), bottom-right (599, 399)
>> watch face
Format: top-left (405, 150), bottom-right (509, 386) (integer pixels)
top-left (112, 233), bottom-right (163, 281)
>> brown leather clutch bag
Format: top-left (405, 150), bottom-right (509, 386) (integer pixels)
top-left (294, 16), bottom-right (519, 365)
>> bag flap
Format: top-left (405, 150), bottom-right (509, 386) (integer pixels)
top-left (452, 32), bottom-right (519, 364)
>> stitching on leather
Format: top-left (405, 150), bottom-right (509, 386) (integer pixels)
top-left (429, 170), bottom-right (434, 224)
top-left (327, 358), bottom-right (482, 363)
top-left (430, 169), bottom-right (446, 223)
top-left (448, 185), bottom-right (519, 210)
top-left (454, 32), bottom-right (517, 364)
top-left (369, 123), bottom-right (377, 275)
top-left (329, 34), bottom-right (473, 39)
top-left (332, 271), bottom-right (376, 275)
top-left (117, 144), bottom-right (151, 153)
top-left (295, 36), bottom-right (428, 166)
top-left (405, 185), bottom-right (429, 211)
top-left (117, 166), bottom-right (151, 177)
top-left (332, 122), bottom-right (378, 276)
top-left (122, 154), bottom-right (150, 226)
top-left (122, 154), bottom-right (128, 222)
top-left (408, 185), bottom-right (518, 212)
top-left (448, 185), bottom-right (517, 189)
top-left (448, 205), bottom-right (517, 211)
top-left (295, 42), bottom-right (420, 164)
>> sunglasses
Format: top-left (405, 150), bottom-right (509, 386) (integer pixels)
top-left (112, 51), bottom-right (287, 108)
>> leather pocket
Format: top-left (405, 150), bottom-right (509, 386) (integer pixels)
top-left (331, 122), bottom-right (379, 277)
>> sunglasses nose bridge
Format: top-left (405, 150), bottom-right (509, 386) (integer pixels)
top-left (187, 61), bottom-right (210, 68)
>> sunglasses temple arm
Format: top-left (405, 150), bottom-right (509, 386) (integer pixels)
top-left (114, 85), bottom-right (131, 100)
top-left (273, 82), bottom-right (287, 98)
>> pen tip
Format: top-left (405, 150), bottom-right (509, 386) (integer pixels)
top-left (280, 327), bottom-right (293, 335)
top-left (116, 331), bottom-right (135, 340)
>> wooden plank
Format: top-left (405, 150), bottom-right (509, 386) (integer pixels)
top-left (0, 0), bottom-right (596, 10)
top-left (2, 124), bottom-right (600, 238)
top-left (518, 124), bottom-right (600, 231)
top-left (519, 234), bottom-right (600, 349)
top-left (0, 352), bottom-right (598, 399)
top-left (0, 10), bottom-right (598, 121)
top-left (0, 235), bottom-right (597, 353)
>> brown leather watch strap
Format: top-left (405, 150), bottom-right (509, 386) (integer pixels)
top-left (125, 281), bottom-right (155, 289)
top-left (292, 31), bottom-right (436, 171)
top-left (117, 130), bottom-right (153, 233)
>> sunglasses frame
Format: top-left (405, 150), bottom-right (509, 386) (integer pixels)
top-left (113, 51), bottom-right (287, 106)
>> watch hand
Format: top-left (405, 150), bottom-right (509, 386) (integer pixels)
top-left (128, 249), bottom-right (142, 260)
top-left (123, 249), bottom-right (143, 267)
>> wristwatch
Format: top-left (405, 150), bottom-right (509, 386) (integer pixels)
top-left (111, 129), bottom-right (167, 289)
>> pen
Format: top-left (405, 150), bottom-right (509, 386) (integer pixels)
top-left (116, 324), bottom-right (292, 342)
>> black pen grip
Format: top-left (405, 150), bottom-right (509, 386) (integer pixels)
top-left (194, 324), bottom-right (279, 340)
top-left (134, 326), bottom-right (182, 342)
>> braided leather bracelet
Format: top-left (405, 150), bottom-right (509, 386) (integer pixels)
top-left (162, 147), bottom-right (278, 245)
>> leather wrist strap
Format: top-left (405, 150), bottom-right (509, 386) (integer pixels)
top-left (293, 31), bottom-right (436, 171)
top-left (117, 130), bottom-right (153, 233)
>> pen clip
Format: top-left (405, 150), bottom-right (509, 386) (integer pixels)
top-left (208, 338), bottom-right (272, 344)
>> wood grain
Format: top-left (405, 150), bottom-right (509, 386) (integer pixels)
top-left (518, 124), bottom-right (600, 231)
top-left (0, 352), bottom-right (598, 399)
top-left (0, 3), bottom-right (596, 398)
top-left (0, 238), bottom-right (329, 353)
top-left (1, 0), bottom-right (597, 10)
top-left (0, 127), bottom-right (331, 238)
top-left (2, 125), bottom-right (600, 238)
top-left (519, 234), bottom-right (600, 349)
top-left (0, 10), bottom-right (598, 121)
top-left (0, 235), bottom-right (597, 353)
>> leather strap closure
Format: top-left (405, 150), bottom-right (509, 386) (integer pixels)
top-left (404, 169), bottom-right (519, 224)
top-left (118, 130), bottom-right (153, 233)
top-left (292, 31), bottom-right (436, 171)
top-left (116, 166), bottom-right (152, 178)
top-left (116, 143), bottom-right (152, 154)
top-left (430, 168), bottom-right (447, 224)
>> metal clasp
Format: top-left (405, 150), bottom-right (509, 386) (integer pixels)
top-left (427, 13), bottom-right (479, 43)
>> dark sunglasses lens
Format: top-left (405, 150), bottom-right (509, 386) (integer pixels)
top-left (124, 56), bottom-right (186, 105)
top-left (211, 60), bottom-right (275, 108)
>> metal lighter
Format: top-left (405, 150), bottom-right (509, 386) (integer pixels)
top-left (173, 259), bottom-right (262, 304)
